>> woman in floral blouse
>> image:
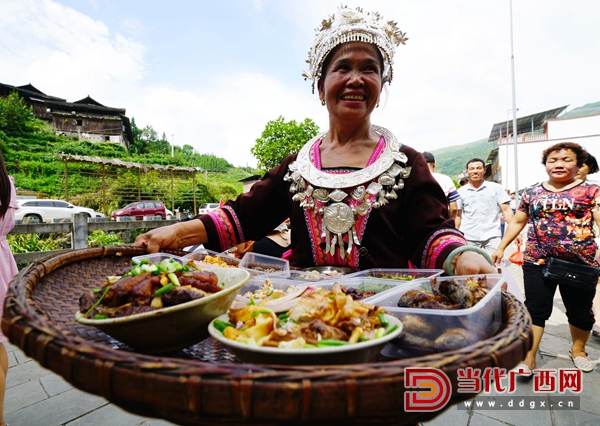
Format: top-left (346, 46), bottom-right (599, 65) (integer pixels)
top-left (493, 142), bottom-right (600, 373)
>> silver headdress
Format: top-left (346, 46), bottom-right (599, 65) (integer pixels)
top-left (303, 5), bottom-right (408, 93)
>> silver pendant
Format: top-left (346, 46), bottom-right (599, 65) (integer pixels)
top-left (393, 151), bottom-right (408, 163)
top-left (387, 163), bottom-right (403, 177)
top-left (351, 185), bottom-right (366, 200)
top-left (352, 227), bottom-right (360, 245)
top-left (366, 182), bottom-right (382, 195)
top-left (313, 188), bottom-right (329, 202)
top-left (347, 230), bottom-right (353, 254)
top-left (401, 167), bottom-right (412, 178)
top-left (378, 173), bottom-right (395, 186)
top-left (323, 203), bottom-right (354, 234)
top-left (355, 202), bottom-right (369, 216)
top-left (329, 189), bottom-right (348, 202)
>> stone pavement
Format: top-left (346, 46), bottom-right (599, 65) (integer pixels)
top-left (4, 243), bottom-right (600, 426)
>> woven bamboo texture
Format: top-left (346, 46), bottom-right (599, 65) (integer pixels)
top-left (2, 246), bottom-right (532, 426)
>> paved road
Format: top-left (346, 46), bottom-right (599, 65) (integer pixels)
top-left (4, 243), bottom-right (600, 425)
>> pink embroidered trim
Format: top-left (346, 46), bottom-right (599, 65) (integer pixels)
top-left (222, 205), bottom-right (245, 242)
top-left (310, 136), bottom-right (385, 170)
top-left (310, 139), bottom-right (323, 170)
top-left (366, 136), bottom-right (386, 166)
top-left (206, 207), bottom-right (241, 250)
top-left (422, 230), bottom-right (467, 269)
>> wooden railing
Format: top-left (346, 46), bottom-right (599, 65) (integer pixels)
top-left (9, 213), bottom-right (180, 264)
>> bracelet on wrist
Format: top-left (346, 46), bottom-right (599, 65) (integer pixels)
top-left (444, 245), bottom-right (494, 276)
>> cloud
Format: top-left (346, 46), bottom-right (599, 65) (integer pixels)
top-left (128, 73), bottom-right (323, 167)
top-left (0, 0), bottom-right (145, 102)
top-left (1, 0), bottom-right (598, 169)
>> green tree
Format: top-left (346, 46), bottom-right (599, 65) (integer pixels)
top-left (128, 117), bottom-right (146, 154)
top-left (251, 116), bottom-right (319, 170)
top-left (0, 92), bottom-right (37, 136)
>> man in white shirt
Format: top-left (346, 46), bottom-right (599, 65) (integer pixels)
top-left (422, 151), bottom-right (460, 218)
top-left (456, 158), bottom-right (515, 255)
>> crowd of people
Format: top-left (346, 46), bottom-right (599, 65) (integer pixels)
top-left (0, 12), bottom-right (598, 426)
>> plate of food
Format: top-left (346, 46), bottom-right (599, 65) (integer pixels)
top-left (75, 255), bottom-right (251, 354)
top-left (208, 283), bottom-right (402, 365)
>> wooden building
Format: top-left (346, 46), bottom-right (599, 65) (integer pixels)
top-left (0, 82), bottom-right (133, 148)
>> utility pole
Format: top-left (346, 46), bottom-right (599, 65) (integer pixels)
top-left (509, 0), bottom-right (520, 203)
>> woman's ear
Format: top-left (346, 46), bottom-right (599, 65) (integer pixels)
top-left (317, 79), bottom-right (324, 102)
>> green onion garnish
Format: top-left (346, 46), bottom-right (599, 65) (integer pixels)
top-left (378, 313), bottom-right (389, 327)
top-left (82, 286), bottom-right (111, 318)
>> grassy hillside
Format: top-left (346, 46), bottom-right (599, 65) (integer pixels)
top-left (0, 129), bottom-right (258, 214)
top-left (429, 138), bottom-right (493, 178)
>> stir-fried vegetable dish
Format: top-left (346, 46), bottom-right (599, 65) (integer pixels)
top-left (215, 283), bottom-right (397, 348)
top-left (78, 257), bottom-right (222, 319)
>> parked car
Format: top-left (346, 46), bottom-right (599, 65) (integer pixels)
top-left (15, 199), bottom-right (104, 223)
top-left (110, 201), bottom-right (167, 221)
top-left (198, 203), bottom-right (220, 215)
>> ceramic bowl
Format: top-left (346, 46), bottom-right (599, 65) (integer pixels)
top-left (75, 267), bottom-right (251, 354)
top-left (208, 313), bottom-right (402, 365)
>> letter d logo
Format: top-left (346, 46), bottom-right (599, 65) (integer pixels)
top-left (405, 367), bottom-right (452, 412)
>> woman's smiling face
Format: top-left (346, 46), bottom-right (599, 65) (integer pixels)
top-left (318, 42), bottom-right (383, 122)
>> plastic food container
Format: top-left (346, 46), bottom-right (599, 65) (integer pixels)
top-left (237, 276), bottom-right (307, 302)
top-left (369, 274), bottom-right (505, 357)
top-left (239, 252), bottom-right (290, 276)
top-left (182, 249), bottom-right (240, 268)
top-left (309, 276), bottom-right (416, 302)
top-left (268, 269), bottom-right (333, 282)
top-left (346, 268), bottom-right (444, 282)
top-left (131, 253), bottom-right (186, 266)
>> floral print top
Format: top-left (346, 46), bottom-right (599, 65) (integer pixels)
top-left (519, 181), bottom-right (600, 266)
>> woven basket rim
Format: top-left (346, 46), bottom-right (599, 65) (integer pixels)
top-left (2, 246), bottom-right (533, 425)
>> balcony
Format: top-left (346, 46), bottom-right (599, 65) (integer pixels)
top-left (497, 133), bottom-right (548, 145)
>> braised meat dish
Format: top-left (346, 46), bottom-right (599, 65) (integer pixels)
top-left (79, 269), bottom-right (221, 319)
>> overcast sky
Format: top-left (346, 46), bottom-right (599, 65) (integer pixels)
top-left (1, 0), bottom-right (598, 167)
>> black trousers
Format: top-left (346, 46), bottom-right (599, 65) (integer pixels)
top-left (522, 262), bottom-right (596, 331)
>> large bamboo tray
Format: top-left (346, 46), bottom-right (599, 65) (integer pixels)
top-left (2, 246), bottom-right (532, 426)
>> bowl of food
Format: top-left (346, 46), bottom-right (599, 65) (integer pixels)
top-left (75, 259), bottom-right (251, 354)
top-left (208, 283), bottom-right (403, 364)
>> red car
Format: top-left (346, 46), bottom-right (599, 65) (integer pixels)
top-left (111, 201), bottom-right (166, 220)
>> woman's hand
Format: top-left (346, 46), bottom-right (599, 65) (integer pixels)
top-left (453, 250), bottom-right (497, 275)
top-left (491, 248), bottom-right (505, 267)
top-left (133, 219), bottom-right (209, 253)
top-left (133, 225), bottom-right (180, 253)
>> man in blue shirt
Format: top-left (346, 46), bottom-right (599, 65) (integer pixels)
top-left (455, 158), bottom-right (515, 255)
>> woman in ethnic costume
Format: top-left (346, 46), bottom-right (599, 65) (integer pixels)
top-left (135, 6), bottom-right (495, 277)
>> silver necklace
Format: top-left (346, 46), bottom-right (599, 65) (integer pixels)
top-left (284, 126), bottom-right (411, 258)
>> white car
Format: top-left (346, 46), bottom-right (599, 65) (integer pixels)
top-left (15, 199), bottom-right (105, 223)
top-left (198, 203), bottom-right (220, 215)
